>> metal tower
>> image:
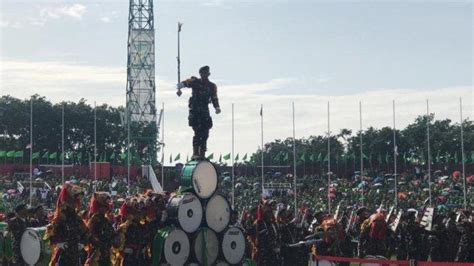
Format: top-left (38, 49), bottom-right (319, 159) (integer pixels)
top-left (126, 0), bottom-right (158, 165)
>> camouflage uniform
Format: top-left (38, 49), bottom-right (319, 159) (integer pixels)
top-left (87, 213), bottom-right (115, 266)
top-left (181, 72), bottom-right (220, 156)
top-left (455, 221), bottom-right (474, 262)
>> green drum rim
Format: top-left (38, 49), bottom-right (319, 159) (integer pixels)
top-left (152, 226), bottom-right (172, 266)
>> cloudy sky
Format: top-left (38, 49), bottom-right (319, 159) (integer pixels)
top-left (0, 0), bottom-right (472, 164)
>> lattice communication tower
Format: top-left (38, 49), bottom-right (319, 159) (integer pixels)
top-left (126, 0), bottom-right (159, 164)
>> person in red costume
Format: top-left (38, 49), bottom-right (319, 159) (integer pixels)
top-left (45, 183), bottom-right (89, 266)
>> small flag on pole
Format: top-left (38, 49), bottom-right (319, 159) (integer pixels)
top-left (25, 143), bottom-right (32, 149)
top-left (223, 153), bottom-right (231, 160)
top-left (242, 153), bottom-right (248, 161)
top-left (174, 153), bottom-right (181, 161)
top-left (235, 153), bottom-right (239, 161)
top-left (206, 153), bottom-right (214, 160)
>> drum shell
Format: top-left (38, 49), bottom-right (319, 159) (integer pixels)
top-left (166, 193), bottom-right (203, 233)
top-left (204, 194), bottom-right (231, 233)
top-left (181, 160), bottom-right (218, 200)
top-left (189, 227), bottom-right (219, 266)
top-left (218, 226), bottom-right (246, 265)
top-left (152, 227), bottom-right (190, 266)
top-left (20, 227), bottom-right (51, 266)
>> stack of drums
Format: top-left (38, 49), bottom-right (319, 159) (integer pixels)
top-left (153, 159), bottom-right (246, 266)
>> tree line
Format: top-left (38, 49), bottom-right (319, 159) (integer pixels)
top-left (0, 95), bottom-right (473, 175)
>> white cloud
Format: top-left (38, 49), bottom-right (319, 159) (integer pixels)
top-left (100, 17), bottom-right (111, 23)
top-left (30, 4), bottom-right (87, 26)
top-left (0, 60), bottom-right (472, 164)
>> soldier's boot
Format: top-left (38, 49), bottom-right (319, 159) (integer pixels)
top-left (199, 146), bottom-right (206, 160)
top-left (191, 146), bottom-right (200, 160)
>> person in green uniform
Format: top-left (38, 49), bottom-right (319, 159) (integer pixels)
top-left (177, 65), bottom-right (221, 159)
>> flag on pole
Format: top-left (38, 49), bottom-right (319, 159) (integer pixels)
top-left (6, 150), bottom-right (15, 158)
top-left (174, 153), bottom-right (181, 161)
top-left (25, 143), bottom-right (32, 149)
top-left (273, 151), bottom-right (281, 162)
top-left (317, 152), bottom-right (322, 162)
top-left (385, 152), bottom-right (390, 164)
top-left (223, 153), bottom-right (231, 160)
top-left (283, 152), bottom-right (289, 162)
top-left (309, 154), bottom-right (315, 162)
top-left (32, 152), bottom-right (40, 160)
top-left (169, 153), bottom-right (173, 163)
top-left (206, 153), bottom-right (214, 160)
top-left (300, 153), bottom-right (306, 162)
top-left (42, 151), bottom-right (49, 159)
top-left (219, 153), bottom-right (222, 163)
top-left (235, 153), bottom-right (239, 161)
top-left (49, 152), bottom-right (57, 160)
top-left (0, 151), bottom-right (5, 158)
top-left (242, 153), bottom-right (248, 161)
top-left (323, 153), bottom-right (329, 162)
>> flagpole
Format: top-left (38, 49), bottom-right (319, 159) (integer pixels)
top-left (29, 97), bottom-right (33, 206)
top-left (61, 103), bottom-right (65, 184)
top-left (460, 97), bottom-right (466, 209)
top-left (359, 101), bottom-right (364, 206)
top-left (161, 102), bottom-right (165, 188)
top-left (292, 102), bottom-right (297, 217)
top-left (260, 104), bottom-right (264, 195)
top-left (94, 101), bottom-right (97, 190)
top-left (327, 101), bottom-right (331, 213)
top-left (231, 103), bottom-right (235, 210)
top-left (393, 100), bottom-right (398, 207)
top-left (426, 99), bottom-right (432, 207)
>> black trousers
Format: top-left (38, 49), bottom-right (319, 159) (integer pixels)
top-left (189, 111), bottom-right (212, 151)
top-left (192, 124), bottom-right (210, 151)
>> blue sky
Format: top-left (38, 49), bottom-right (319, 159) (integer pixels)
top-left (0, 0), bottom-right (472, 163)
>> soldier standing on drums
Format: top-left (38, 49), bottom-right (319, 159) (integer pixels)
top-left (7, 203), bottom-right (29, 265)
top-left (177, 65), bottom-right (221, 160)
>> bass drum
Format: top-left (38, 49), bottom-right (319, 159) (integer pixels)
top-left (20, 227), bottom-right (51, 266)
top-left (205, 194), bottom-right (230, 233)
top-left (191, 227), bottom-right (219, 266)
top-left (181, 160), bottom-right (218, 199)
top-left (152, 227), bottom-right (190, 266)
top-left (220, 226), bottom-right (245, 265)
top-left (167, 193), bottom-right (203, 233)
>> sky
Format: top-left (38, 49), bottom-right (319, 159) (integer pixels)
top-left (0, 0), bottom-right (473, 165)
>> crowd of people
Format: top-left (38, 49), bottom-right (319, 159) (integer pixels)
top-left (0, 165), bottom-right (472, 265)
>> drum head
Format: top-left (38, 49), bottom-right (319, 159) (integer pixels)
top-left (192, 161), bottom-right (217, 199)
top-left (20, 229), bottom-right (42, 265)
top-left (205, 194), bottom-right (230, 233)
top-left (222, 226), bottom-right (245, 264)
top-left (177, 193), bottom-right (203, 233)
top-left (164, 228), bottom-right (190, 265)
top-left (193, 228), bottom-right (219, 265)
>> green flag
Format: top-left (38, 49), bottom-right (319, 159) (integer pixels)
top-left (317, 152), bottom-right (322, 162)
top-left (31, 152), bottom-right (40, 160)
top-left (219, 153), bottom-right (222, 163)
top-left (0, 151), bottom-right (5, 158)
top-left (235, 153), bottom-right (239, 161)
top-left (120, 152), bottom-right (126, 160)
top-left (110, 152), bottom-right (116, 160)
top-left (170, 153), bottom-right (172, 163)
top-left (49, 152), bottom-right (57, 160)
top-left (470, 151), bottom-right (474, 163)
top-left (242, 153), bottom-right (248, 161)
top-left (273, 151), bottom-right (282, 162)
top-left (223, 153), bottom-right (231, 160)
top-left (14, 151), bottom-right (24, 158)
top-left (7, 150), bottom-right (15, 158)
top-left (174, 153), bottom-right (181, 161)
top-left (435, 151), bottom-right (440, 163)
top-left (323, 153), bottom-right (329, 162)
top-left (309, 154), bottom-right (315, 162)
top-left (300, 153), bottom-right (306, 162)
top-left (42, 151), bottom-right (49, 159)
top-left (206, 153), bottom-right (214, 160)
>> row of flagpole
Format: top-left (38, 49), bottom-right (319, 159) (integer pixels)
top-left (27, 98), bottom-right (100, 205)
